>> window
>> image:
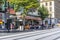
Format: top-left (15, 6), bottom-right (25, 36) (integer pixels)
top-left (50, 7), bottom-right (52, 11)
top-left (45, 2), bottom-right (48, 6)
top-left (50, 2), bottom-right (52, 6)
top-left (40, 0), bottom-right (43, 1)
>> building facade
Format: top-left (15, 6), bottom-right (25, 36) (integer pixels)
top-left (40, 0), bottom-right (55, 18)
top-left (40, 0), bottom-right (60, 19)
top-left (40, 0), bottom-right (60, 24)
top-left (54, 0), bottom-right (60, 20)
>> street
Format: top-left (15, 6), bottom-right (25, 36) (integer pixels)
top-left (0, 27), bottom-right (60, 40)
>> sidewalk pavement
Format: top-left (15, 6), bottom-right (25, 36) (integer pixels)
top-left (0, 27), bottom-right (59, 37)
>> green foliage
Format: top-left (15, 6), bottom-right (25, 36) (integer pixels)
top-left (38, 6), bottom-right (49, 20)
top-left (9, 0), bottom-right (39, 12)
top-left (0, 0), bottom-right (4, 4)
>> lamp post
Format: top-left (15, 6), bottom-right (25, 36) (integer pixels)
top-left (4, 0), bottom-right (8, 22)
top-left (50, 14), bottom-right (52, 27)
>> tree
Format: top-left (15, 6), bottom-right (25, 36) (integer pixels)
top-left (0, 0), bottom-right (3, 4)
top-left (0, 0), bottom-right (5, 11)
top-left (8, 0), bottom-right (39, 19)
top-left (38, 6), bottom-right (49, 25)
top-left (8, 0), bottom-right (39, 12)
top-left (9, 0), bottom-right (39, 22)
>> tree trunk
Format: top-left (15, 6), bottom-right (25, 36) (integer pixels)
top-left (23, 18), bottom-right (25, 30)
top-left (41, 20), bottom-right (44, 30)
top-left (23, 18), bottom-right (25, 26)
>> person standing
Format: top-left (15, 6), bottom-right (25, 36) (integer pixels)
top-left (5, 19), bottom-right (11, 32)
top-left (0, 23), bottom-right (2, 28)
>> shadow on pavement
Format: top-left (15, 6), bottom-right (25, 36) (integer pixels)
top-left (0, 29), bottom-right (34, 33)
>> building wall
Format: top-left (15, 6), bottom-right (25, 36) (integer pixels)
top-left (28, 10), bottom-right (39, 16)
top-left (54, 0), bottom-right (60, 19)
top-left (40, 0), bottom-right (55, 18)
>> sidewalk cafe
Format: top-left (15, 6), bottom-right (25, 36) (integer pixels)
top-left (24, 16), bottom-right (41, 30)
top-left (4, 15), bottom-right (41, 31)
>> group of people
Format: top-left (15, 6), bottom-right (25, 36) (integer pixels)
top-left (24, 24), bottom-right (40, 30)
top-left (24, 22), bottom-right (55, 30)
top-left (0, 19), bottom-right (55, 32)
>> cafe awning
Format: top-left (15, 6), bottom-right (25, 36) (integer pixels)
top-left (12, 15), bottom-right (41, 21)
top-left (25, 16), bottom-right (41, 21)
